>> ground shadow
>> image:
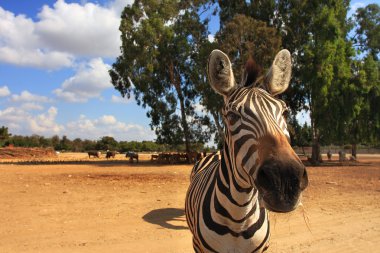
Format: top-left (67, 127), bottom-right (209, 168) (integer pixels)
top-left (143, 208), bottom-right (188, 230)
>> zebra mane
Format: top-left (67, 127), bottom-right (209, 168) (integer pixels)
top-left (242, 56), bottom-right (263, 87)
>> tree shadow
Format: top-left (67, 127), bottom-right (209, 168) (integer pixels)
top-left (142, 208), bottom-right (188, 230)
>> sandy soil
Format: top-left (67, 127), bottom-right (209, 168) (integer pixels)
top-left (0, 153), bottom-right (379, 253)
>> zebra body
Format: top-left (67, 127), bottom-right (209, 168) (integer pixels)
top-left (186, 151), bottom-right (270, 253)
top-left (185, 50), bottom-right (308, 252)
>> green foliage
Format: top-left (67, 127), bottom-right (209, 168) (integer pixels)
top-left (96, 136), bottom-right (119, 151)
top-left (216, 14), bottom-right (281, 79)
top-left (353, 4), bottom-right (380, 59)
top-left (2, 131), bottom-right (194, 152)
top-left (0, 126), bottom-right (11, 147)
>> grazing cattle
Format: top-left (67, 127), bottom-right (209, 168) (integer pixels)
top-left (88, 151), bottom-right (101, 158)
top-left (106, 150), bottom-right (116, 159)
top-left (151, 154), bottom-right (159, 161)
top-left (126, 151), bottom-right (139, 163)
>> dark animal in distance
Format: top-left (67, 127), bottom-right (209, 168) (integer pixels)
top-left (88, 151), bottom-right (101, 158)
top-left (106, 151), bottom-right (116, 159)
top-left (126, 151), bottom-right (139, 163)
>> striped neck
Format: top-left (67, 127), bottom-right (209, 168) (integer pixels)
top-left (211, 142), bottom-right (261, 226)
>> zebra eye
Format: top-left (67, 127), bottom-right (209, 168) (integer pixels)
top-left (226, 111), bottom-right (240, 125)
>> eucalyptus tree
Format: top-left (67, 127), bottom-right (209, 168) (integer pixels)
top-left (109, 0), bottom-right (211, 153)
top-left (275, 0), bottom-right (353, 163)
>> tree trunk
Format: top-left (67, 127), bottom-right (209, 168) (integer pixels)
top-left (310, 108), bottom-right (320, 165)
top-left (170, 62), bottom-right (191, 158)
top-left (176, 87), bottom-right (191, 156)
top-left (211, 111), bottom-right (224, 144)
top-left (311, 138), bottom-right (320, 165)
top-left (351, 143), bottom-right (357, 159)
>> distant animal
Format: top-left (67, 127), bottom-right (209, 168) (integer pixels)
top-left (106, 150), bottom-right (116, 159)
top-left (327, 150), bottom-right (332, 160)
top-left (88, 151), bottom-right (101, 158)
top-left (151, 154), bottom-right (159, 161)
top-left (126, 151), bottom-right (139, 163)
top-left (185, 49), bottom-right (308, 252)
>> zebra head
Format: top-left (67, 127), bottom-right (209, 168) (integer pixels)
top-left (208, 49), bottom-right (308, 213)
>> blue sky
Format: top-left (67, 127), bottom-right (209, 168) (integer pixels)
top-left (0, 0), bottom-right (378, 141)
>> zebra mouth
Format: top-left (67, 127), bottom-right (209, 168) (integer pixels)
top-left (259, 193), bottom-right (301, 213)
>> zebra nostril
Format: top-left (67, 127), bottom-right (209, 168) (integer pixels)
top-left (256, 168), bottom-right (275, 191)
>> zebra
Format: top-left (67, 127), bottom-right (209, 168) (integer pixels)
top-left (185, 49), bottom-right (308, 253)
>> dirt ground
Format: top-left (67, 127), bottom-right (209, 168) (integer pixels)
top-left (0, 153), bottom-right (379, 253)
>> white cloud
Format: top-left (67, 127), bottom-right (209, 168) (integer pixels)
top-left (35, 0), bottom-right (122, 58)
top-left (0, 104), bottom-right (155, 141)
top-left (54, 58), bottom-right (112, 102)
top-left (20, 102), bottom-right (45, 111)
top-left (0, 0), bottom-right (134, 70)
top-left (65, 114), bottom-right (155, 141)
top-left (98, 115), bottom-right (117, 125)
top-left (208, 34), bottom-right (215, 43)
top-left (29, 107), bottom-right (64, 134)
top-left (0, 106), bottom-right (64, 136)
top-left (0, 86), bottom-right (11, 97)
top-left (0, 7), bottom-right (74, 69)
top-left (10, 90), bottom-right (51, 103)
top-left (0, 47), bottom-right (74, 70)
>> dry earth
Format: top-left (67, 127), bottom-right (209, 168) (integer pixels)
top-left (0, 153), bottom-right (379, 253)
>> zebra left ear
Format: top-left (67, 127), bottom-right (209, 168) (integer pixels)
top-left (265, 49), bottom-right (292, 95)
top-left (207, 50), bottom-right (237, 97)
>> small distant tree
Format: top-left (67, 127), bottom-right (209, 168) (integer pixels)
top-left (71, 138), bottom-right (84, 152)
top-left (96, 136), bottom-right (118, 151)
top-left (58, 135), bottom-right (71, 151)
top-left (0, 126), bottom-right (11, 147)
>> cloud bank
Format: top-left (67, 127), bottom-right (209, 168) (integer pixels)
top-left (0, 0), bottom-right (133, 70)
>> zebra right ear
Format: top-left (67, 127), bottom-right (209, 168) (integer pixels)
top-left (207, 50), bottom-right (237, 97)
top-left (264, 49), bottom-right (292, 95)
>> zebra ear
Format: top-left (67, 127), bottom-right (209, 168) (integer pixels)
top-left (208, 50), bottom-right (237, 97)
top-left (265, 49), bottom-right (292, 95)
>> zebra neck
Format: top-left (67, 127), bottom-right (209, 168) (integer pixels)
top-left (217, 146), bottom-right (258, 209)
